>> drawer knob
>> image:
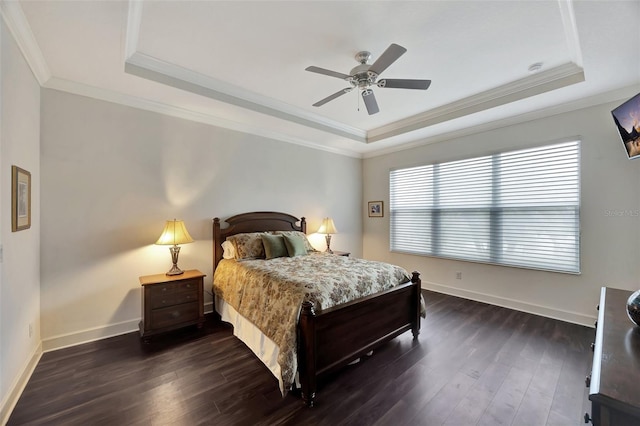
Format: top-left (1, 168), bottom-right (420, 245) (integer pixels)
top-left (584, 412), bottom-right (591, 423)
top-left (596, 304), bottom-right (599, 311)
top-left (162, 300), bottom-right (166, 304)
top-left (171, 311), bottom-right (180, 318)
top-left (590, 342), bottom-right (595, 352)
top-left (162, 287), bottom-right (167, 292)
top-left (585, 375), bottom-right (591, 387)
top-left (594, 320), bottom-right (597, 329)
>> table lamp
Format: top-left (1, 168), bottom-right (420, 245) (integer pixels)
top-left (155, 219), bottom-right (194, 275)
top-left (317, 217), bottom-right (338, 253)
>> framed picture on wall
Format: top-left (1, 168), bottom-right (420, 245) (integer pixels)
top-left (12, 165), bottom-right (31, 232)
top-left (368, 201), bottom-right (383, 217)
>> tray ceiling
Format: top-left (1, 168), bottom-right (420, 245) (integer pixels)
top-left (4, 0), bottom-right (640, 157)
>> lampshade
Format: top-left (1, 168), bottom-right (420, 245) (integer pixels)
top-left (317, 217), bottom-right (338, 235)
top-left (155, 219), bottom-right (194, 246)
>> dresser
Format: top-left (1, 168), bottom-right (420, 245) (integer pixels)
top-left (139, 269), bottom-right (205, 340)
top-left (586, 287), bottom-right (640, 425)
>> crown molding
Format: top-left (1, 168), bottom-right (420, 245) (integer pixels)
top-left (122, 0), bottom-right (365, 146)
top-left (125, 52), bottom-right (367, 143)
top-left (362, 84), bottom-right (640, 159)
top-left (558, 0), bottom-right (583, 67)
top-left (0, 0), bottom-right (51, 85)
top-left (123, 0), bottom-right (143, 62)
top-left (2, 0), bottom-right (622, 162)
top-left (43, 76), bottom-right (363, 159)
top-left (367, 62), bottom-right (585, 143)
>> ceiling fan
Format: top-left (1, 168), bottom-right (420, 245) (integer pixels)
top-left (305, 43), bottom-right (431, 115)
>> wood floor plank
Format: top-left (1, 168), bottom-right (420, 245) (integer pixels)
top-left (511, 350), bottom-right (564, 426)
top-left (7, 290), bottom-right (594, 426)
top-left (443, 361), bottom-right (512, 425)
top-left (476, 364), bottom-right (533, 426)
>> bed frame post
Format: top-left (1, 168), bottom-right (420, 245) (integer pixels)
top-left (213, 217), bottom-right (222, 269)
top-left (298, 301), bottom-right (316, 407)
top-left (411, 271), bottom-right (422, 339)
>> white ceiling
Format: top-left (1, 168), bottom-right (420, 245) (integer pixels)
top-left (3, 0), bottom-right (640, 157)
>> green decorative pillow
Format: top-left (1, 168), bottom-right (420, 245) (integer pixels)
top-left (261, 234), bottom-right (288, 259)
top-left (273, 231), bottom-right (317, 252)
top-left (283, 234), bottom-right (308, 257)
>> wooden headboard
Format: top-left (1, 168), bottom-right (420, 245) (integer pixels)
top-left (213, 211), bottom-right (307, 269)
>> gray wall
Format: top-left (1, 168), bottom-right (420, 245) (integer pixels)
top-left (40, 89), bottom-right (362, 349)
top-left (0, 22), bottom-right (41, 421)
top-left (363, 97), bottom-right (640, 326)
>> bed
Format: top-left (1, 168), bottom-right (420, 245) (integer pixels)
top-left (212, 211), bottom-right (422, 406)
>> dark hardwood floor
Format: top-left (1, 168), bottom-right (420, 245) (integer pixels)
top-left (8, 290), bottom-right (594, 425)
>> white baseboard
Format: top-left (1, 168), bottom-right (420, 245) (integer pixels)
top-left (42, 319), bottom-right (140, 352)
top-left (422, 280), bottom-right (596, 327)
top-left (0, 342), bottom-right (43, 426)
top-left (43, 302), bottom-right (215, 352)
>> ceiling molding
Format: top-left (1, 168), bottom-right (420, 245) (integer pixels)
top-left (0, 0), bottom-right (51, 85)
top-left (362, 84), bottom-right (640, 159)
top-left (125, 51), bottom-right (585, 148)
top-left (4, 0), bottom-right (636, 162)
top-left (43, 76), bottom-right (363, 159)
top-left (121, 0), bottom-right (587, 147)
top-left (125, 52), bottom-right (367, 143)
top-left (367, 62), bottom-right (585, 143)
top-left (123, 0), bottom-right (143, 62)
top-left (558, 0), bottom-right (583, 66)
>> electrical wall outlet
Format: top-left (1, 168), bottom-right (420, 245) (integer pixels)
top-left (456, 271), bottom-right (462, 280)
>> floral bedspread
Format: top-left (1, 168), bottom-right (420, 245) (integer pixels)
top-left (212, 253), bottom-right (413, 392)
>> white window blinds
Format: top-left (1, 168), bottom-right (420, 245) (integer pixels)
top-left (390, 140), bottom-right (580, 273)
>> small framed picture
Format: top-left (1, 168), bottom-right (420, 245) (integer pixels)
top-left (12, 165), bottom-right (31, 232)
top-left (368, 201), bottom-right (383, 217)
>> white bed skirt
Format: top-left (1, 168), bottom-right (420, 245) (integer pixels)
top-left (215, 297), bottom-right (292, 394)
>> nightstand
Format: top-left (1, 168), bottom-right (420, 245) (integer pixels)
top-left (331, 251), bottom-right (350, 257)
top-left (139, 269), bottom-right (205, 340)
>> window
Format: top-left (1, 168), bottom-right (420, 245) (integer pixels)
top-left (389, 140), bottom-right (580, 273)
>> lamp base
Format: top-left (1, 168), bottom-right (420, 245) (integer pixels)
top-left (166, 265), bottom-right (185, 276)
top-left (325, 234), bottom-right (333, 254)
top-left (166, 245), bottom-right (185, 275)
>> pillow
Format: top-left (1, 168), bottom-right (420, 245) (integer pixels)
top-left (273, 231), bottom-right (317, 253)
top-left (221, 240), bottom-right (236, 259)
top-left (283, 234), bottom-right (307, 257)
top-left (261, 234), bottom-right (288, 259)
top-left (227, 232), bottom-right (266, 260)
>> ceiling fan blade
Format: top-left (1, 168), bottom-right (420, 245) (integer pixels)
top-left (361, 89), bottom-right (379, 115)
top-left (368, 43), bottom-right (407, 76)
top-left (377, 79), bottom-right (431, 90)
top-left (312, 88), bottom-right (353, 107)
top-left (305, 66), bottom-right (351, 80)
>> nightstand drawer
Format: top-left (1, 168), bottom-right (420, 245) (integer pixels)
top-left (151, 302), bottom-right (199, 330)
top-left (150, 282), bottom-right (199, 309)
top-left (151, 279), bottom-right (199, 296)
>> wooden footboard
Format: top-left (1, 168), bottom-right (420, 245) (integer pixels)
top-left (298, 271), bottom-right (422, 407)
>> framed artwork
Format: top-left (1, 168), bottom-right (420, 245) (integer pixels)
top-left (12, 165), bottom-right (31, 232)
top-left (368, 201), bottom-right (384, 217)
